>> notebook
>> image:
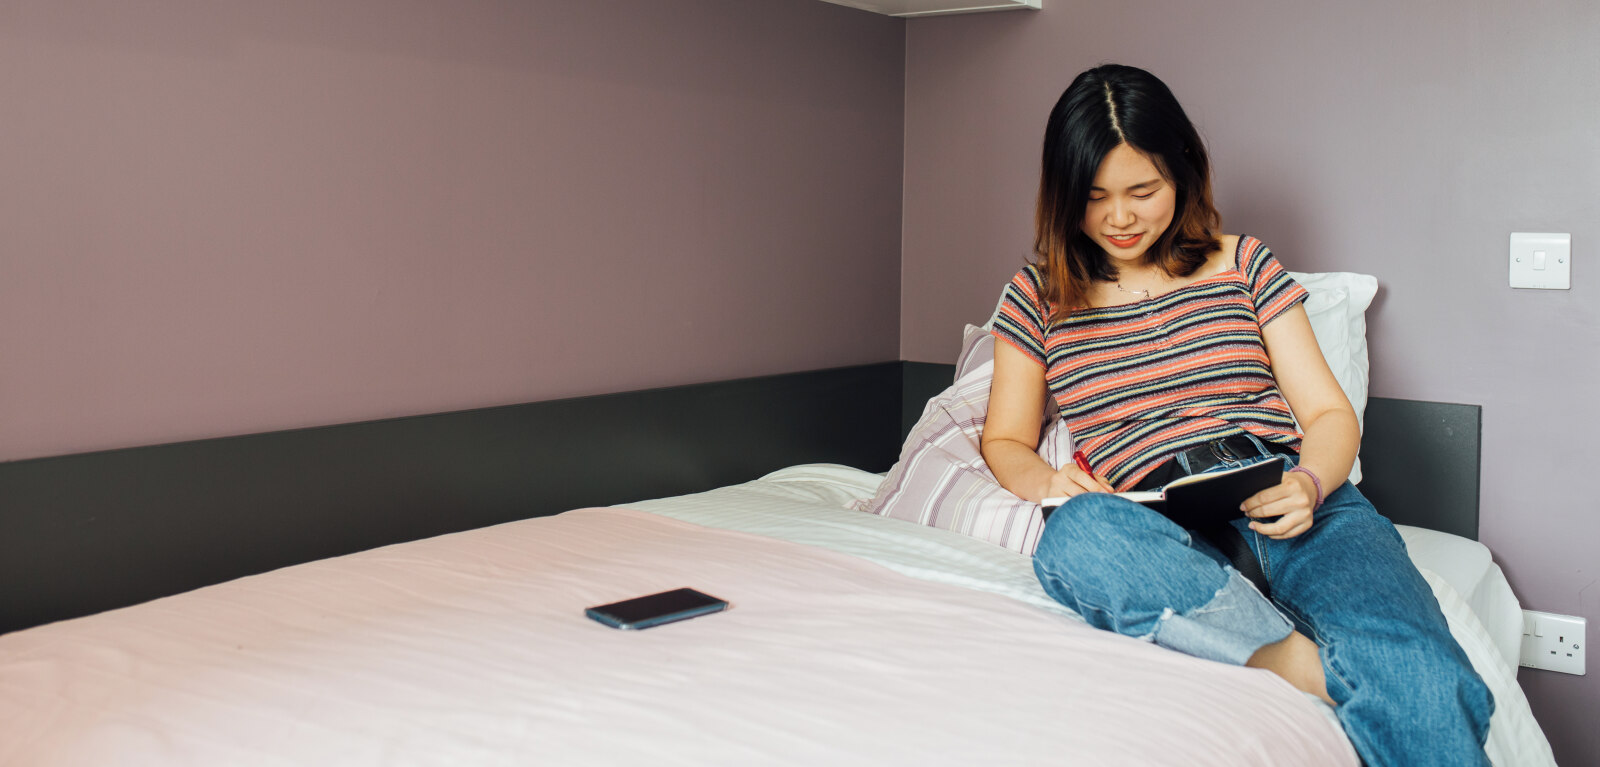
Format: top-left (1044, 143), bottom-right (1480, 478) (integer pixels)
top-left (1041, 459), bottom-right (1284, 529)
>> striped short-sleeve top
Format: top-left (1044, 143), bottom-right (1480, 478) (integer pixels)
top-left (991, 236), bottom-right (1309, 490)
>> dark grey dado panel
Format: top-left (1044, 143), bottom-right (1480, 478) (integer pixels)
top-left (0, 363), bottom-right (903, 635)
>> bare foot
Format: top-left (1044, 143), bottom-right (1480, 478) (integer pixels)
top-left (1247, 630), bottom-right (1334, 705)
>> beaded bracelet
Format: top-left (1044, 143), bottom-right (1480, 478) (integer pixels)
top-left (1289, 466), bottom-right (1325, 509)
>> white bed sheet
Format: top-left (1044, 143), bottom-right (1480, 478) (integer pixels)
top-left (1395, 526), bottom-right (1524, 670)
top-left (627, 464), bottom-right (1556, 767)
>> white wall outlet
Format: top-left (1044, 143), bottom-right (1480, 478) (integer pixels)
top-left (1520, 610), bottom-right (1586, 675)
top-left (1509, 232), bottom-right (1571, 289)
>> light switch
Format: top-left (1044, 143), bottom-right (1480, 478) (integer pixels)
top-left (1510, 233), bottom-right (1571, 289)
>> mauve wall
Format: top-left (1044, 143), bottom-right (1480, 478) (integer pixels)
top-left (0, 0), bottom-right (904, 462)
top-left (901, 1), bottom-right (1598, 764)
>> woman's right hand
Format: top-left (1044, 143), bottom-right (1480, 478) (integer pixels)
top-left (1043, 464), bottom-right (1115, 499)
top-left (984, 340), bottom-right (1122, 503)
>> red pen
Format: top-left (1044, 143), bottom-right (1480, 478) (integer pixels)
top-left (1073, 450), bottom-right (1113, 492)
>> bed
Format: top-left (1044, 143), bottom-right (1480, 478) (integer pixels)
top-left (0, 462), bottom-right (1555, 765)
top-left (0, 275), bottom-right (1560, 765)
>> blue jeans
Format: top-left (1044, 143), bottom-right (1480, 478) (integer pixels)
top-left (1033, 456), bottom-right (1493, 767)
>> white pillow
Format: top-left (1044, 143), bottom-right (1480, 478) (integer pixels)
top-left (1289, 271), bottom-right (1377, 484)
top-left (981, 271), bottom-right (1378, 484)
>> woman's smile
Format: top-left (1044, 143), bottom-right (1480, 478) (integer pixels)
top-left (1105, 233), bottom-right (1144, 248)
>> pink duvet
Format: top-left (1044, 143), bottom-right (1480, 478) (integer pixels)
top-left (0, 508), bottom-right (1356, 766)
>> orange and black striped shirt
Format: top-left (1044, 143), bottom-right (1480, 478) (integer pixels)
top-left (992, 236), bottom-right (1308, 490)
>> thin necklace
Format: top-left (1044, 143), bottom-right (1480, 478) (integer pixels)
top-left (1115, 282), bottom-right (1152, 301)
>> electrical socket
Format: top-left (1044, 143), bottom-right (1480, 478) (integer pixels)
top-left (1520, 610), bottom-right (1586, 675)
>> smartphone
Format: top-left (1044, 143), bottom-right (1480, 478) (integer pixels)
top-left (585, 588), bottom-right (730, 630)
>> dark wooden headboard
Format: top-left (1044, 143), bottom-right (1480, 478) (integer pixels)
top-left (0, 362), bottom-right (1479, 635)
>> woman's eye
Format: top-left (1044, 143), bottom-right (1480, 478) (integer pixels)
top-left (1133, 192), bottom-right (1155, 200)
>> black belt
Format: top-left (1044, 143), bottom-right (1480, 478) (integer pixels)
top-left (1134, 436), bottom-right (1295, 598)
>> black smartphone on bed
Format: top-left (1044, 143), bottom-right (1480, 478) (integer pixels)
top-left (585, 588), bottom-right (730, 630)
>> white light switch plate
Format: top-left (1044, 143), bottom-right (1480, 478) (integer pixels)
top-left (1520, 610), bottom-right (1586, 675)
top-left (1509, 232), bottom-right (1571, 289)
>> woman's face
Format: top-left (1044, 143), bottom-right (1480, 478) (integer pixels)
top-left (1080, 143), bottom-right (1176, 268)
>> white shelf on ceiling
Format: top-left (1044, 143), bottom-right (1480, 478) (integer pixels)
top-left (819, 0), bottom-right (1041, 18)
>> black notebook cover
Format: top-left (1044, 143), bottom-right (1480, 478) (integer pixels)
top-left (1041, 458), bottom-right (1284, 529)
top-left (1130, 459), bottom-right (1284, 529)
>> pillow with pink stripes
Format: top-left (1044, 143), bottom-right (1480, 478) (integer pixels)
top-left (851, 325), bottom-right (1070, 556)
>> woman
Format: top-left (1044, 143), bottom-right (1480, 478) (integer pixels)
top-left (979, 64), bottom-right (1492, 767)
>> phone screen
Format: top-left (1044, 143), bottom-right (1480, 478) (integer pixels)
top-left (585, 588), bottom-right (729, 630)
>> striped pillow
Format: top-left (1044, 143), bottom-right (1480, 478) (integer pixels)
top-left (852, 325), bottom-right (1070, 556)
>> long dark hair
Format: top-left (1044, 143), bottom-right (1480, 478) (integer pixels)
top-left (1034, 64), bottom-right (1221, 320)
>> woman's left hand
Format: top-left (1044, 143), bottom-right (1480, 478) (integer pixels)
top-left (1240, 472), bottom-right (1320, 539)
